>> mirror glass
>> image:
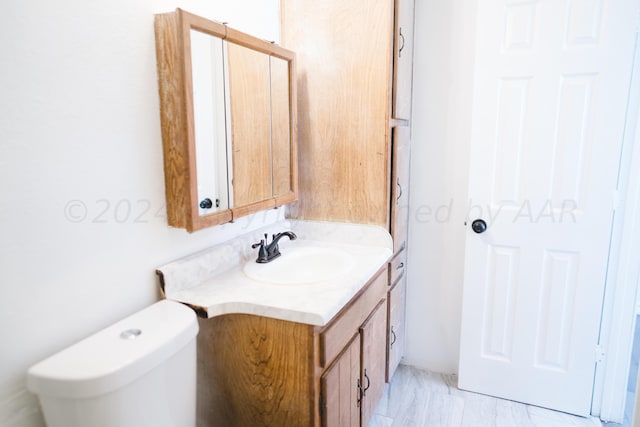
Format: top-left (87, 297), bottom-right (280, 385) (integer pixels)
top-left (190, 29), bottom-right (230, 214)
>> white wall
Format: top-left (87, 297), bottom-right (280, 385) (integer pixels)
top-left (0, 1), bottom-right (280, 425)
top-left (404, 0), bottom-right (478, 374)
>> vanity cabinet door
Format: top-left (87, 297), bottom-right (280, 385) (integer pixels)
top-left (387, 272), bottom-right (407, 381)
top-left (390, 126), bottom-right (411, 253)
top-left (360, 300), bottom-right (388, 427)
top-left (392, 0), bottom-right (415, 121)
top-left (321, 335), bottom-right (361, 427)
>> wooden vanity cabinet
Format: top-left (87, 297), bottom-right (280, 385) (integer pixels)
top-left (281, 0), bottom-right (415, 389)
top-left (196, 266), bottom-right (388, 427)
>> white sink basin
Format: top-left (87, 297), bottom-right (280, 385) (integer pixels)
top-left (243, 246), bottom-right (354, 285)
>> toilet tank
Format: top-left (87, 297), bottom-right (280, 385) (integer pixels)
top-left (27, 300), bottom-right (199, 427)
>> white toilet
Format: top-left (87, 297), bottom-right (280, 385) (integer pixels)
top-left (27, 300), bottom-right (199, 427)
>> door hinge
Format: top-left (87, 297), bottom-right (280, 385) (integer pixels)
top-left (595, 344), bottom-right (606, 364)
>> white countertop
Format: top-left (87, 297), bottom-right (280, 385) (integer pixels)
top-left (156, 220), bottom-right (393, 326)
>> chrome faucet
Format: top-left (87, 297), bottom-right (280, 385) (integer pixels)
top-left (251, 231), bottom-right (297, 263)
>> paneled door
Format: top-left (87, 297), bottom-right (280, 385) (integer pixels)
top-left (458, 0), bottom-right (637, 416)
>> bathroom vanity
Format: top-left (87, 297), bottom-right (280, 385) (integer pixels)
top-left (196, 265), bottom-right (388, 427)
top-left (153, 1), bottom-right (415, 424)
top-left (157, 221), bottom-right (397, 426)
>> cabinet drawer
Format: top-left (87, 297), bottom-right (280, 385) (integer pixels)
top-left (389, 249), bottom-right (406, 286)
top-left (320, 267), bottom-right (388, 367)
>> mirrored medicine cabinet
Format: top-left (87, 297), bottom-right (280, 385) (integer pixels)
top-left (154, 9), bottom-right (298, 232)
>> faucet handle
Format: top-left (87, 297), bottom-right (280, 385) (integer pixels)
top-left (252, 239), bottom-right (269, 263)
top-left (252, 233), bottom-right (271, 249)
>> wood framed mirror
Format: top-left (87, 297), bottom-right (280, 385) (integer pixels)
top-left (154, 9), bottom-right (298, 232)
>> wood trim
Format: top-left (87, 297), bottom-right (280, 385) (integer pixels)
top-left (177, 8), bottom-right (226, 39)
top-left (274, 191), bottom-right (297, 207)
top-left (226, 27), bottom-right (295, 59)
top-left (192, 210), bottom-right (233, 231)
top-left (288, 54), bottom-right (299, 199)
top-left (177, 10), bottom-right (200, 232)
top-left (231, 198), bottom-right (276, 220)
top-left (154, 12), bottom-right (190, 229)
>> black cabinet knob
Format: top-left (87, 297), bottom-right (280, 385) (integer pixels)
top-left (471, 219), bottom-right (487, 234)
top-left (199, 198), bottom-right (213, 209)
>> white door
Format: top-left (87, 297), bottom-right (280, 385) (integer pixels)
top-left (458, 0), bottom-right (637, 416)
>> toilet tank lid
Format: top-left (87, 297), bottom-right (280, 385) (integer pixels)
top-left (27, 300), bottom-right (199, 399)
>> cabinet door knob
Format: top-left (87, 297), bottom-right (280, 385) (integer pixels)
top-left (199, 198), bottom-right (213, 209)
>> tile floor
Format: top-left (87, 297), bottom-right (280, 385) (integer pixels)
top-left (371, 365), bottom-right (604, 427)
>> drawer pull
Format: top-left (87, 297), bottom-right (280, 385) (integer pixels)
top-left (363, 369), bottom-right (371, 395)
top-left (390, 326), bottom-right (397, 348)
top-left (396, 178), bottom-right (403, 203)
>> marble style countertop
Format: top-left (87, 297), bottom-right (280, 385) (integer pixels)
top-left (156, 220), bottom-right (393, 326)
